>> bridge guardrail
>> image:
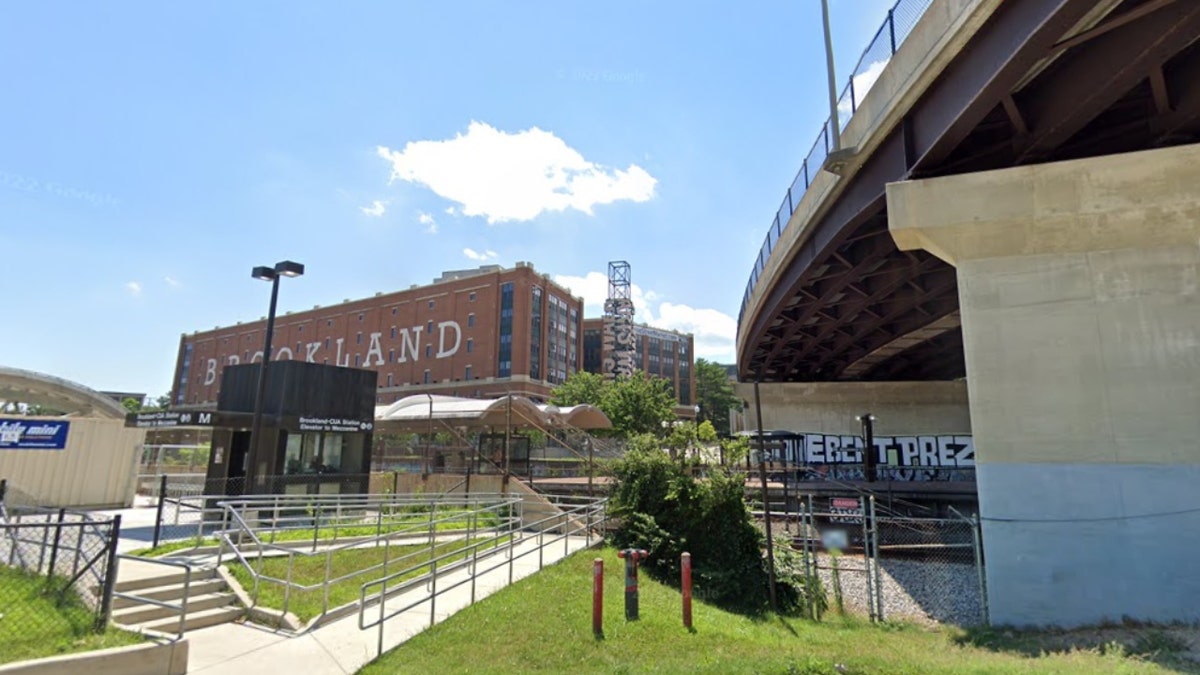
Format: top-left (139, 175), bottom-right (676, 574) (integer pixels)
top-left (740, 0), bottom-right (934, 329)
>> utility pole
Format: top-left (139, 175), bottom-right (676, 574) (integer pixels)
top-left (820, 0), bottom-right (841, 151)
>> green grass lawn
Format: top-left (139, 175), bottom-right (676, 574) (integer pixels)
top-left (226, 535), bottom-right (507, 622)
top-left (0, 567), bottom-right (146, 665)
top-left (359, 546), bottom-right (1197, 675)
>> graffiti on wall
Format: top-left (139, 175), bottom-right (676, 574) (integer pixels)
top-left (756, 432), bottom-right (975, 482)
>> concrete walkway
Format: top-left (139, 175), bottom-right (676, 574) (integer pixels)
top-left (94, 502), bottom-right (595, 674)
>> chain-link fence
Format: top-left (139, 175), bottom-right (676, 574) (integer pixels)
top-left (0, 496), bottom-right (122, 655)
top-left (757, 494), bottom-right (987, 626)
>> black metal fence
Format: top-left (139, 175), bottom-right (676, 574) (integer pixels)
top-left (0, 488), bottom-right (122, 655)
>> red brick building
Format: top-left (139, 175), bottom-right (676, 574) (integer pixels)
top-left (172, 263), bottom-right (584, 407)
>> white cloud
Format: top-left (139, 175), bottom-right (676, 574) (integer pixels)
top-left (377, 121), bottom-right (657, 223)
top-left (163, 276), bottom-right (181, 289)
top-left (444, 206), bottom-right (456, 216)
top-left (553, 271), bottom-right (736, 363)
top-left (462, 248), bottom-right (498, 262)
top-left (838, 59), bottom-right (889, 121)
top-left (360, 200), bottom-right (388, 217)
top-left (125, 281), bottom-right (142, 297)
top-left (653, 302), bottom-right (737, 362)
top-left (418, 211), bottom-right (437, 234)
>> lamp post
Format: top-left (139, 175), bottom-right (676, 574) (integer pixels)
top-left (857, 413), bottom-right (877, 482)
top-left (693, 404), bottom-right (701, 461)
top-left (248, 260), bottom-right (304, 493)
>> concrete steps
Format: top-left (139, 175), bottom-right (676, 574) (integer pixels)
top-left (112, 564), bottom-right (244, 634)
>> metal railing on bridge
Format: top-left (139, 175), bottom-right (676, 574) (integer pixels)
top-left (739, 0), bottom-right (934, 328)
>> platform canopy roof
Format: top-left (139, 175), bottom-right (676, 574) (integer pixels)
top-left (374, 394), bottom-right (611, 433)
top-left (0, 365), bottom-right (126, 419)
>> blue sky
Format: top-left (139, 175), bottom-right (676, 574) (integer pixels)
top-left (1, 1), bottom-right (900, 398)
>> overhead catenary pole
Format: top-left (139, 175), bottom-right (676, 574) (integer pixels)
top-left (753, 379), bottom-right (778, 612)
top-left (503, 391), bottom-right (512, 489)
top-left (821, 0), bottom-right (841, 151)
top-left (425, 393), bottom-right (433, 477)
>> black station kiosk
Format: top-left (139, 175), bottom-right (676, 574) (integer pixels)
top-left (210, 361), bottom-right (376, 496)
top-left (130, 361), bottom-right (376, 497)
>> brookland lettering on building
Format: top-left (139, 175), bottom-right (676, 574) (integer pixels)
top-left (201, 320), bottom-right (463, 386)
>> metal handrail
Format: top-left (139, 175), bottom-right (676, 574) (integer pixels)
top-left (113, 554), bottom-right (193, 638)
top-left (216, 494), bottom-right (523, 618)
top-left (358, 496), bottom-right (607, 658)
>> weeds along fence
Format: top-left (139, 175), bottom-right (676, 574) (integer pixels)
top-left (359, 494), bottom-right (607, 658)
top-left (755, 494), bottom-right (987, 626)
top-left (0, 490), bottom-right (122, 635)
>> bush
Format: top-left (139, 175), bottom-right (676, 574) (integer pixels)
top-left (607, 436), bottom-right (772, 613)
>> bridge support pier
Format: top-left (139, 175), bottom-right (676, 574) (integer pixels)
top-left (888, 142), bottom-right (1200, 627)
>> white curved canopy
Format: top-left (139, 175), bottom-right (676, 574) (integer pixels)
top-left (0, 366), bottom-right (126, 419)
top-left (375, 394), bottom-right (611, 432)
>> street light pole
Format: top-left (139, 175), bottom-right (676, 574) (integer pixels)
top-left (248, 260), bottom-right (304, 493)
top-left (820, 0), bottom-right (841, 152)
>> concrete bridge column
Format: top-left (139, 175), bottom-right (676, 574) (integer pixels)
top-left (887, 143), bottom-right (1200, 627)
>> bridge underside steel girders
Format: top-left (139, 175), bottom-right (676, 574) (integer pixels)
top-left (740, 0), bottom-right (1200, 382)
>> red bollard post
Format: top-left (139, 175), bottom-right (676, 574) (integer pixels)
top-left (593, 558), bottom-right (604, 636)
top-left (681, 552), bottom-right (693, 630)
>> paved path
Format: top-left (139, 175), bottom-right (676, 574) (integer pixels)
top-left (96, 503), bottom-right (594, 674)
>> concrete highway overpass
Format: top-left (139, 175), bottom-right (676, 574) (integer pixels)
top-left (737, 0), bottom-right (1200, 626)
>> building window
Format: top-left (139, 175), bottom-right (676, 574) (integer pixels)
top-left (358, 313), bottom-right (364, 322)
top-left (390, 327), bottom-right (396, 339)
top-left (469, 292), bottom-right (476, 302)
top-left (297, 325), bottom-right (303, 333)
top-left (354, 355), bottom-right (361, 367)
top-left (468, 313), bottom-right (475, 328)
top-left (425, 344), bottom-right (432, 358)
top-left (498, 283), bottom-right (514, 377)
top-left (325, 338), bottom-right (330, 349)
top-left (388, 349), bottom-right (394, 363)
top-left (465, 365), bottom-right (472, 380)
top-left (426, 320), bottom-right (433, 334)
top-left (428, 300), bottom-right (435, 310)
top-left (467, 338), bottom-right (473, 354)
top-left (423, 370), bottom-right (431, 384)
top-left (386, 373), bottom-right (393, 387)
top-left (392, 307), bottom-right (397, 316)
top-left (327, 319), bottom-right (332, 327)
top-left (356, 332), bottom-right (362, 345)
top-left (530, 287), bottom-right (542, 380)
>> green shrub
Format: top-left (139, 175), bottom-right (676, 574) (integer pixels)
top-left (608, 436), bottom-right (773, 613)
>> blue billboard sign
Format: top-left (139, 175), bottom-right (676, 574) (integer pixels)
top-left (0, 418), bottom-right (70, 450)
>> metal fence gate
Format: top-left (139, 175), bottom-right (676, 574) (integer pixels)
top-left (771, 495), bottom-right (988, 626)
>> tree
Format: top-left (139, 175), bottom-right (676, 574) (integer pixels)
top-left (695, 359), bottom-right (739, 436)
top-left (549, 371), bottom-right (677, 438)
top-left (548, 371), bottom-right (609, 407)
top-left (121, 397), bottom-right (143, 413)
top-left (600, 371), bottom-right (677, 438)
